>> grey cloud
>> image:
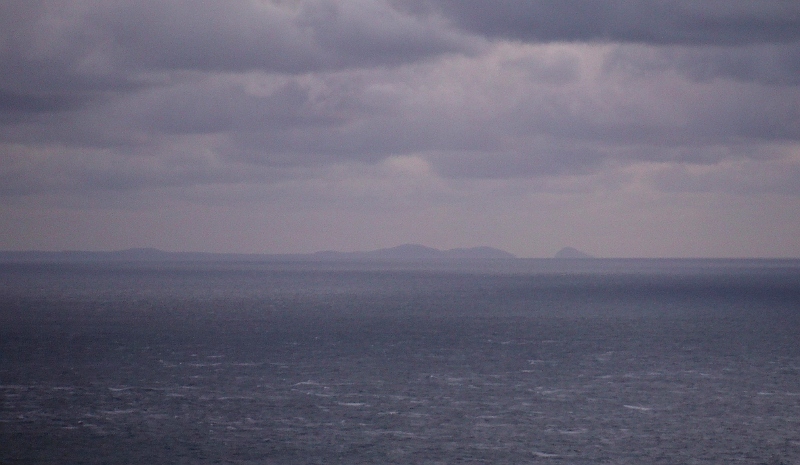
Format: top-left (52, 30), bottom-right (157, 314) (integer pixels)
top-left (0, 0), bottom-right (474, 80)
top-left (0, 72), bottom-right (376, 151)
top-left (13, 66), bottom-right (791, 186)
top-left (226, 100), bottom-right (503, 167)
top-left (1, 0), bottom-right (799, 202)
top-left (0, 2), bottom-right (149, 95)
top-left (506, 54), bottom-right (581, 85)
top-left (398, 1), bottom-right (800, 45)
top-left (430, 147), bottom-right (609, 179)
top-left (0, 90), bottom-right (88, 122)
top-left (606, 43), bottom-right (800, 86)
top-left (649, 159), bottom-right (800, 196)
top-left (668, 44), bottom-right (800, 86)
top-left (0, 142), bottom-right (293, 199)
top-left (506, 73), bottom-right (800, 148)
top-left (294, 0), bottom-right (477, 68)
top-left (228, 120), bottom-right (437, 166)
top-left (126, 81), bottom-right (339, 136)
top-left (108, 0), bottom-right (475, 72)
top-left (0, 0), bottom-right (478, 127)
top-left (426, 142), bottom-right (786, 181)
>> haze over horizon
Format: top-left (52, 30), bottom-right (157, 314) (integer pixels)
top-left (2, 1), bottom-right (800, 258)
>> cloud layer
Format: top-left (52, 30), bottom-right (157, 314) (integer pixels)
top-left (1, 0), bottom-right (799, 256)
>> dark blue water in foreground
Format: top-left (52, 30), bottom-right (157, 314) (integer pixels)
top-left (1, 260), bottom-right (799, 464)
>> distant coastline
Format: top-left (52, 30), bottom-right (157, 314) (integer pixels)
top-left (0, 244), bottom-right (516, 263)
top-left (2, 246), bottom-right (799, 264)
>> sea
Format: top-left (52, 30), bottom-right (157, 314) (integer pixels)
top-left (1, 259), bottom-right (799, 464)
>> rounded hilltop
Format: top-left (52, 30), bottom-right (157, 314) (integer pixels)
top-left (554, 247), bottom-right (595, 259)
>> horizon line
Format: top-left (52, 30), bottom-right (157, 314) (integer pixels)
top-left (1, 247), bottom-right (800, 261)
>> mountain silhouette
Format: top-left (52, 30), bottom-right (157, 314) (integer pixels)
top-left (554, 247), bottom-right (595, 259)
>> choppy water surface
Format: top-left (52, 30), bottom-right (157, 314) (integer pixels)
top-left (1, 260), bottom-right (799, 464)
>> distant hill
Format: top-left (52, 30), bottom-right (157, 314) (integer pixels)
top-left (0, 248), bottom-right (268, 262)
top-left (0, 244), bottom-right (516, 262)
top-left (554, 247), bottom-right (595, 259)
top-left (313, 244), bottom-right (516, 260)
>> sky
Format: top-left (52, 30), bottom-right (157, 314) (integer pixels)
top-left (1, 1), bottom-right (800, 258)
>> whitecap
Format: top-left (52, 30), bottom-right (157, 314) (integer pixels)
top-left (623, 404), bottom-right (652, 411)
top-left (101, 409), bottom-right (137, 415)
top-left (293, 381), bottom-right (321, 386)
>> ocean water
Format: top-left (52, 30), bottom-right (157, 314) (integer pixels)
top-left (1, 260), bottom-right (799, 464)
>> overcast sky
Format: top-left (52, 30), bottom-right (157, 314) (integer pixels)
top-left (2, 1), bottom-right (799, 257)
